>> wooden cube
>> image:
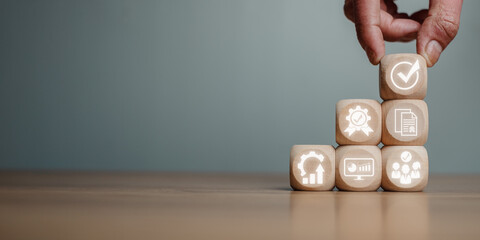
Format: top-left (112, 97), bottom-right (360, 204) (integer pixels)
top-left (335, 145), bottom-right (381, 191)
top-left (380, 54), bottom-right (427, 100)
top-left (381, 146), bottom-right (428, 191)
top-left (336, 99), bottom-right (382, 145)
top-left (290, 145), bottom-right (335, 191)
top-left (382, 100), bottom-right (428, 146)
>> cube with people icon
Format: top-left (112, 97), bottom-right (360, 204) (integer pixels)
top-left (380, 54), bottom-right (428, 100)
top-left (382, 100), bottom-right (428, 146)
top-left (336, 99), bottom-right (382, 145)
top-left (290, 145), bottom-right (335, 191)
top-left (290, 53), bottom-right (430, 192)
top-left (335, 145), bottom-right (382, 191)
top-left (381, 146), bottom-right (428, 191)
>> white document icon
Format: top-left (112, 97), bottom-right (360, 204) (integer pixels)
top-left (394, 109), bottom-right (417, 136)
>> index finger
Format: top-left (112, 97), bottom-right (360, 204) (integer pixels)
top-left (354, 0), bottom-right (385, 64)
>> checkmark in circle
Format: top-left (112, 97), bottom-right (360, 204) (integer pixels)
top-left (390, 60), bottom-right (420, 90)
top-left (397, 60), bottom-right (420, 83)
top-left (351, 112), bottom-right (365, 125)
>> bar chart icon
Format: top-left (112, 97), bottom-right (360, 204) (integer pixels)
top-left (344, 158), bottom-right (375, 180)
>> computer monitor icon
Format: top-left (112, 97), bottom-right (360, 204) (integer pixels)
top-left (344, 158), bottom-right (374, 180)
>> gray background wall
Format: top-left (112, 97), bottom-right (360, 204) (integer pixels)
top-left (1, 0), bottom-right (479, 173)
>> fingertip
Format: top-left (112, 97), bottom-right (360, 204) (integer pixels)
top-left (419, 40), bottom-right (443, 67)
top-left (344, 0), bottom-right (355, 22)
top-left (416, 0), bottom-right (463, 67)
top-left (399, 31), bottom-right (418, 42)
top-left (366, 46), bottom-right (383, 65)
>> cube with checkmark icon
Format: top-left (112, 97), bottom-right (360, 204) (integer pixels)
top-left (380, 54), bottom-right (427, 100)
top-left (336, 99), bottom-right (382, 145)
top-left (291, 52), bottom-right (429, 192)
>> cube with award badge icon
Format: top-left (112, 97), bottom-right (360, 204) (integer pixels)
top-left (336, 99), bottom-right (382, 145)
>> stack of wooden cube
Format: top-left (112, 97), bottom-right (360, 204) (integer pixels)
top-left (290, 54), bottom-right (429, 192)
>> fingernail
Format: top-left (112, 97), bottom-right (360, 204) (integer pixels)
top-left (365, 46), bottom-right (380, 65)
top-left (423, 40), bottom-right (443, 67)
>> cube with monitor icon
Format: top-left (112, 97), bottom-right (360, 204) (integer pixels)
top-left (382, 100), bottom-right (428, 146)
top-left (335, 145), bottom-right (382, 191)
top-left (336, 99), bottom-right (382, 145)
top-left (289, 53), bottom-right (430, 192)
top-left (380, 54), bottom-right (427, 100)
top-left (290, 145), bottom-right (335, 191)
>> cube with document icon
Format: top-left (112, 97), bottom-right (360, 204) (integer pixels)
top-left (381, 100), bottom-right (428, 146)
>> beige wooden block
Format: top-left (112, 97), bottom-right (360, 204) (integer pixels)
top-left (380, 54), bottom-right (427, 100)
top-left (290, 145), bottom-right (335, 191)
top-left (336, 99), bottom-right (382, 145)
top-left (381, 146), bottom-right (428, 191)
top-left (335, 145), bottom-right (381, 191)
top-left (382, 100), bottom-right (428, 146)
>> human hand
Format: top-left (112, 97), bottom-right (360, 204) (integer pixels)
top-left (344, 0), bottom-right (463, 67)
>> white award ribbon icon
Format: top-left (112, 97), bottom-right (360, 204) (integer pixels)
top-left (344, 105), bottom-right (374, 136)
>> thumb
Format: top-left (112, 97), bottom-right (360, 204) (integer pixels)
top-left (417, 0), bottom-right (463, 67)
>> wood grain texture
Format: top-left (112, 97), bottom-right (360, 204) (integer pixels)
top-left (382, 146), bottom-right (429, 191)
top-left (335, 145), bottom-right (382, 191)
top-left (1, 171), bottom-right (480, 240)
top-left (336, 99), bottom-right (382, 145)
top-left (380, 54), bottom-right (427, 100)
top-left (290, 145), bottom-right (335, 191)
top-left (382, 100), bottom-right (429, 145)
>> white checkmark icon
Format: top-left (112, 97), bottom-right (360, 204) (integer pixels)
top-left (397, 60), bottom-right (419, 83)
top-left (401, 151), bottom-right (412, 162)
top-left (353, 114), bottom-right (363, 124)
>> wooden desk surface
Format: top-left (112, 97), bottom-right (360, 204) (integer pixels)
top-left (1, 172), bottom-right (480, 240)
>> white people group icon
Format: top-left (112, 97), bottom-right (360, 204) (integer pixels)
top-left (391, 151), bottom-right (421, 185)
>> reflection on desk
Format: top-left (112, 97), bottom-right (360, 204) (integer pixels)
top-left (290, 191), bottom-right (428, 239)
top-left (0, 172), bottom-right (479, 240)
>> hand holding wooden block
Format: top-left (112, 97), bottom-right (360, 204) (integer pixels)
top-left (380, 54), bottom-right (427, 100)
top-left (336, 99), bottom-right (382, 145)
top-left (335, 145), bottom-right (381, 191)
top-left (381, 146), bottom-right (428, 191)
top-left (290, 145), bottom-right (335, 191)
top-left (290, 53), bottom-right (430, 192)
top-left (382, 100), bottom-right (428, 146)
